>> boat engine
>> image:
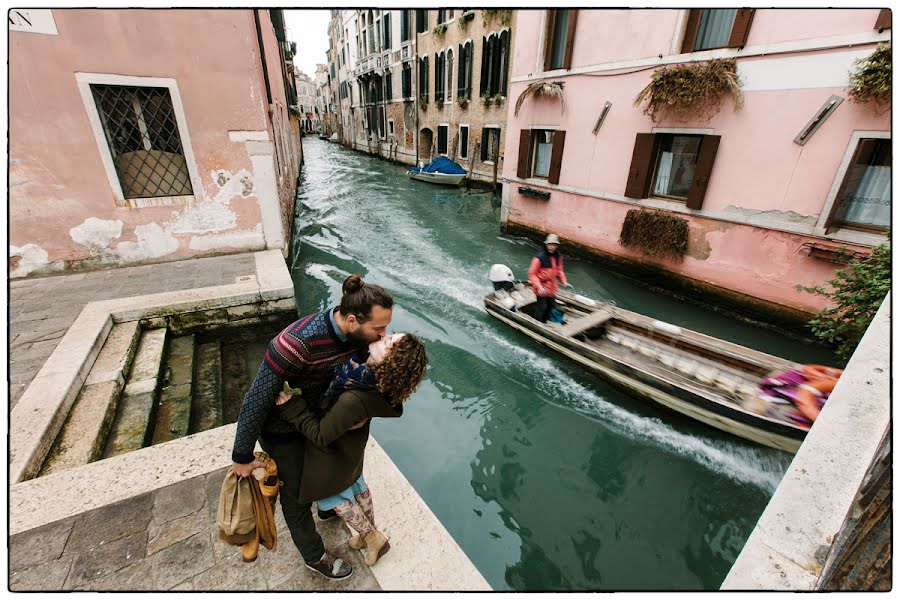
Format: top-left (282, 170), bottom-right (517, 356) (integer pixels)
top-left (489, 264), bottom-right (516, 292)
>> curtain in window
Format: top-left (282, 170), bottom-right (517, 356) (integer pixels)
top-left (842, 165), bottom-right (891, 227)
top-left (549, 10), bottom-right (569, 70)
top-left (695, 9), bottom-right (736, 50)
top-left (653, 152), bottom-right (674, 196)
top-left (534, 132), bottom-right (553, 176)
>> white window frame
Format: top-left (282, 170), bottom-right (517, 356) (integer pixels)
top-left (437, 123), bottom-right (450, 156)
top-left (815, 130), bottom-right (891, 245)
top-left (388, 118), bottom-right (395, 137)
top-left (76, 72), bottom-right (204, 207)
top-left (458, 124), bottom-right (470, 160)
top-left (444, 46), bottom-right (454, 104)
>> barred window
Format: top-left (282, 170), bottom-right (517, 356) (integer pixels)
top-left (90, 84), bottom-right (193, 199)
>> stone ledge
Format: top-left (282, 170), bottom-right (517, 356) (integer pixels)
top-left (10, 425), bottom-right (489, 590)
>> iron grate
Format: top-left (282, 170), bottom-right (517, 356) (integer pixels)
top-left (90, 84), bottom-right (193, 199)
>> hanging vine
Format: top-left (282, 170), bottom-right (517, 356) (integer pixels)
top-left (634, 59), bottom-right (743, 123)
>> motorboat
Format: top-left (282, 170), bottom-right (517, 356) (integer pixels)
top-left (407, 156), bottom-right (468, 186)
top-left (484, 265), bottom-right (814, 452)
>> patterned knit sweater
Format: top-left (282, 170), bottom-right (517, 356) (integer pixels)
top-left (231, 308), bottom-right (355, 463)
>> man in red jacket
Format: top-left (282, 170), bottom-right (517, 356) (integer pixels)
top-left (527, 233), bottom-right (571, 323)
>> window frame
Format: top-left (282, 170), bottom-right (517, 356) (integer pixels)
top-left (543, 9), bottom-right (578, 72)
top-left (648, 133), bottom-right (705, 202)
top-left (529, 129), bottom-right (556, 180)
top-left (481, 125), bottom-right (501, 164)
top-left (680, 9), bottom-right (755, 54)
top-left (76, 72), bottom-right (203, 207)
top-left (816, 131), bottom-right (891, 240)
top-left (459, 124), bottom-right (470, 161)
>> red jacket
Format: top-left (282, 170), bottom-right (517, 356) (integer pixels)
top-left (528, 250), bottom-right (567, 297)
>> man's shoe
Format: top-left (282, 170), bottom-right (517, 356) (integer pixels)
top-left (304, 551), bottom-right (353, 580)
top-left (317, 507), bottom-right (338, 521)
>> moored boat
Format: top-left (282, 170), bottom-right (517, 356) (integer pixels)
top-left (407, 156), bottom-right (467, 186)
top-left (484, 268), bottom-right (815, 452)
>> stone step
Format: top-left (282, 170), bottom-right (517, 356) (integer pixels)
top-left (151, 335), bottom-right (195, 445)
top-left (103, 327), bottom-right (168, 458)
top-left (190, 341), bottom-right (223, 433)
top-left (39, 322), bottom-right (142, 476)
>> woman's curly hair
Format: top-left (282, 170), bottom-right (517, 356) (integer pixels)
top-left (370, 333), bottom-right (428, 405)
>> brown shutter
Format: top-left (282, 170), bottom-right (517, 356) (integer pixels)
top-left (680, 9), bottom-right (702, 54)
top-left (517, 130), bottom-right (532, 178)
top-left (825, 139), bottom-right (879, 230)
top-left (548, 131), bottom-right (566, 184)
top-left (686, 135), bottom-right (721, 210)
top-left (624, 133), bottom-right (657, 199)
top-left (875, 9), bottom-right (891, 31)
top-left (543, 11), bottom-right (557, 71)
top-left (562, 10), bottom-right (578, 69)
top-left (727, 9), bottom-right (756, 48)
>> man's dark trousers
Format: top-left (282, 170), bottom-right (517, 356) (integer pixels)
top-left (260, 435), bottom-right (324, 563)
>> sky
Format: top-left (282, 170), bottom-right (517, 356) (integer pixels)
top-left (284, 9), bottom-right (331, 79)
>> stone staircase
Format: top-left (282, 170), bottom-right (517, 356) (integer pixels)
top-left (39, 324), bottom-right (227, 476)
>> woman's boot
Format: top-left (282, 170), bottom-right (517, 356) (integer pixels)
top-left (363, 528), bottom-right (391, 566)
top-left (334, 501), bottom-right (372, 552)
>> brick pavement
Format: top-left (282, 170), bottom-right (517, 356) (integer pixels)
top-left (9, 468), bottom-right (381, 591)
top-left (8, 254), bottom-right (257, 408)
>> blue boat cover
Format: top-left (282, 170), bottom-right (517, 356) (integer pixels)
top-left (408, 156), bottom-right (467, 175)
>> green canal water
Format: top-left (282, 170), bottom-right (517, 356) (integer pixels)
top-left (290, 139), bottom-right (836, 591)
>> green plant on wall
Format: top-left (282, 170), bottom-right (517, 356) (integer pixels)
top-left (634, 59), bottom-right (743, 123)
top-left (848, 44), bottom-right (891, 112)
top-left (419, 95), bottom-right (429, 108)
top-left (432, 23), bottom-right (448, 36)
top-left (457, 96), bottom-right (469, 108)
top-left (619, 209), bottom-right (689, 260)
top-left (482, 9), bottom-right (512, 27)
top-left (796, 243), bottom-right (891, 361)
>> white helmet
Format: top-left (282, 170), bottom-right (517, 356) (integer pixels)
top-left (488, 264), bottom-right (515, 283)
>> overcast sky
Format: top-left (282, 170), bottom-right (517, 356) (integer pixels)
top-left (284, 9), bottom-right (331, 79)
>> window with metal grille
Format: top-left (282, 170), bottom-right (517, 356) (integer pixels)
top-left (90, 84), bottom-right (193, 199)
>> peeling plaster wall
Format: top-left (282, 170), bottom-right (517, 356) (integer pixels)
top-left (9, 9), bottom-right (282, 277)
top-left (508, 190), bottom-right (868, 314)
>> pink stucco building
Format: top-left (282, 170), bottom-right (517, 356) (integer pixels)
top-left (9, 9), bottom-right (302, 278)
top-left (502, 9), bottom-right (890, 318)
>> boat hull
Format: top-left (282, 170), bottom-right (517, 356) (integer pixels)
top-left (407, 171), bottom-right (466, 186)
top-left (484, 294), bottom-right (806, 453)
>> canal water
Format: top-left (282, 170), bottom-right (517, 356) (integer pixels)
top-left (290, 139), bottom-right (835, 590)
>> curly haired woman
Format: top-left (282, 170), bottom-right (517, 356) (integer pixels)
top-left (276, 332), bottom-right (428, 566)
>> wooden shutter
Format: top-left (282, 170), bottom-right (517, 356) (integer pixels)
top-left (424, 57), bottom-right (429, 101)
top-left (543, 10), bottom-right (558, 71)
top-left (401, 10), bottom-right (408, 41)
top-left (501, 31), bottom-right (511, 96)
top-left (490, 36), bottom-right (501, 95)
top-left (686, 135), bottom-right (721, 210)
top-left (467, 43), bottom-right (474, 98)
top-left (480, 37), bottom-right (488, 96)
top-left (826, 139), bottom-right (880, 229)
top-left (516, 129), bottom-right (532, 178)
top-left (875, 9), bottom-right (891, 30)
top-left (680, 9), bottom-right (702, 53)
top-left (547, 131), bottom-right (566, 184)
top-left (727, 9), bottom-right (755, 48)
top-left (624, 133), bottom-right (658, 199)
top-left (562, 10), bottom-right (578, 69)
top-left (457, 44), bottom-right (465, 98)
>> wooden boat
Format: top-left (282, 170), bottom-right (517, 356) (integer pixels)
top-left (407, 156), bottom-right (467, 186)
top-left (484, 282), bottom-right (809, 452)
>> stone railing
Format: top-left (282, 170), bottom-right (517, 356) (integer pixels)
top-left (722, 293), bottom-right (890, 590)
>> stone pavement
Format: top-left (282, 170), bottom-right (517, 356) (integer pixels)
top-left (9, 467), bottom-right (380, 591)
top-left (9, 254), bottom-right (257, 408)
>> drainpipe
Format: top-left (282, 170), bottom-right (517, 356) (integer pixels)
top-left (253, 9), bottom-right (273, 106)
